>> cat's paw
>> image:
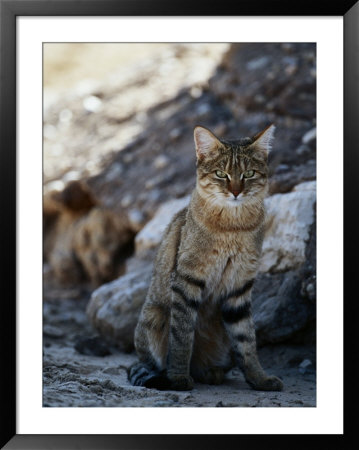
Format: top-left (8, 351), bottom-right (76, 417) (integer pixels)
top-left (249, 375), bottom-right (283, 392)
top-left (168, 374), bottom-right (194, 391)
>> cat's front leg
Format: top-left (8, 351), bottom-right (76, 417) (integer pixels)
top-left (167, 270), bottom-right (205, 391)
top-left (221, 280), bottom-right (283, 391)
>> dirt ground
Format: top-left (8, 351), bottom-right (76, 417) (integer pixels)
top-left (43, 283), bottom-right (316, 408)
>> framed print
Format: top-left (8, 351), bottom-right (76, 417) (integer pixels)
top-left (1, 0), bottom-right (357, 448)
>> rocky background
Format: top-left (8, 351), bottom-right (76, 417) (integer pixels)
top-left (43, 43), bottom-right (316, 407)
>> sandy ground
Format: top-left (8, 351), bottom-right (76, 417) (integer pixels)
top-left (43, 286), bottom-right (316, 408)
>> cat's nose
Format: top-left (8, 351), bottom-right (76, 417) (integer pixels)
top-left (232, 190), bottom-right (240, 198)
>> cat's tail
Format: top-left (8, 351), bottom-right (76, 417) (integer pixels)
top-left (127, 362), bottom-right (171, 390)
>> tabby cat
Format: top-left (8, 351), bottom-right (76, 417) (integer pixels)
top-left (128, 124), bottom-right (283, 392)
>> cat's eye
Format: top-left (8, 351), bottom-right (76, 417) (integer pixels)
top-left (243, 170), bottom-right (255, 178)
top-left (215, 170), bottom-right (227, 178)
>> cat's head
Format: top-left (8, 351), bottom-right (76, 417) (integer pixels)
top-left (193, 125), bottom-right (274, 207)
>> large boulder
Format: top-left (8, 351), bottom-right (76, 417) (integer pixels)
top-left (260, 181), bottom-right (316, 273)
top-left (252, 269), bottom-right (316, 346)
top-left (86, 265), bottom-right (153, 352)
top-left (87, 181), bottom-right (316, 349)
top-left (134, 195), bottom-right (191, 254)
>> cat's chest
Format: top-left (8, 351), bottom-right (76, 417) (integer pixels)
top-left (205, 234), bottom-right (259, 293)
top-left (211, 232), bottom-right (254, 260)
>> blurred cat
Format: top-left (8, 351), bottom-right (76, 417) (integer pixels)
top-left (44, 180), bottom-right (134, 286)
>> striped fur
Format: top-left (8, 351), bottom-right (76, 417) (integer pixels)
top-left (129, 125), bottom-right (283, 392)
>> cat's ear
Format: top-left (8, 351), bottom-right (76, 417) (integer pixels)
top-left (250, 124), bottom-right (275, 155)
top-left (194, 126), bottom-right (221, 160)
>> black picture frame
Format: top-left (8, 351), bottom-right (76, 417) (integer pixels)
top-left (1, 0), bottom-right (357, 448)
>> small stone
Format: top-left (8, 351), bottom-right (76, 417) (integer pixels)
top-left (169, 128), bottom-right (181, 141)
top-left (213, 123), bottom-right (227, 136)
top-left (190, 86), bottom-right (203, 99)
top-left (275, 164), bottom-right (289, 174)
top-left (306, 283), bottom-right (315, 295)
top-left (83, 95), bottom-right (102, 113)
top-left (296, 144), bottom-right (311, 156)
top-left (246, 56), bottom-right (269, 71)
top-left (63, 170), bottom-right (81, 182)
top-left (168, 394), bottom-right (179, 402)
top-left (298, 359), bottom-right (312, 374)
top-left (128, 208), bottom-right (146, 232)
top-left (254, 94), bottom-right (266, 104)
top-left (153, 155), bottom-right (170, 170)
top-left (43, 325), bottom-right (65, 339)
top-left (120, 194), bottom-right (133, 208)
top-left (196, 103), bottom-right (210, 117)
top-left (153, 400), bottom-right (174, 407)
top-left (74, 336), bottom-right (111, 357)
top-left (44, 179), bottom-right (65, 193)
top-left (302, 128), bottom-right (316, 145)
top-left (285, 64), bottom-right (297, 76)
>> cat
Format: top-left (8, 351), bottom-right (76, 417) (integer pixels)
top-left (44, 181), bottom-right (134, 286)
top-left (128, 124), bottom-right (283, 392)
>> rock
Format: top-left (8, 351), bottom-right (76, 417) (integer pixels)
top-left (252, 271), bottom-right (316, 345)
top-left (153, 154), bottom-right (170, 170)
top-left (74, 335), bottom-right (112, 357)
top-left (87, 180), bottom-right (316, 349)
top-left (252, 182), bottom-right (316, 344)
top-left (269, 161), bottom-right (316, 194)
top-left (169, 128), bottom-right (181, 141)
top-left (260, 181), bottom-right (316, 273)
top-left (298, 359), bottom-right (313, 374)
top-left (83, 95), bottom-right (103, 113)
top-left (302, 128), bottom-right (316, 145)
top-left (134, 195), bottom-right (191, 254)
top-left (301, 274), bottom-right (316, 302)
top-left (134, 181), bottom-right (316, 272)
top-left (210, 43), bottom-right (316, 120)
top-left (127, 208), bottom-right (146, 232)
top-left (292, 180), bottom-right (316, 192)
top-left (86, 266), bottom-right (153, 351)
top-left (43, 325), bottom-right (65, 339)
